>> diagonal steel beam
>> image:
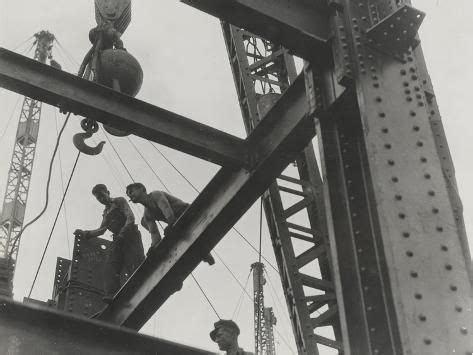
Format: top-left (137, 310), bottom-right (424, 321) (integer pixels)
top-left (0, 48), bottom-right (248, 168)
top-left (181, 0), bottom-right (331, 60)
top-left (97, 74), bottom-right (314, 329)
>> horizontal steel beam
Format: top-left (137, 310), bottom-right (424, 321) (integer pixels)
top-left (0, 297), bottom-right (214, 355)
top-left (181, 0), bottom-right (331, 60)
top-left (98, 74), bottom-right (313, 328)
top-left (0, 48), bottom-right (248, 168)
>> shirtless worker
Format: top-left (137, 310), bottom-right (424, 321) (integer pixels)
top-left (125, 182), bottom-right (215, 265)
top-left (74, 184), bottom-right (145, 303)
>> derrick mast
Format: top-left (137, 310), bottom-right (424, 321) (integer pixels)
top-left (252, 262), bottom-right (276, 355)
top-left (0, 31), bottom-right (56, 297)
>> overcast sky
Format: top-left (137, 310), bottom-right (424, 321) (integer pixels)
top-left (0, 1), bottom-right (472, 354)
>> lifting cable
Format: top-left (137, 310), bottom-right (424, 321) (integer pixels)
top-left (231, 269), bottom-right (251, 319)
top-left (147, 141), bottom-right (280, 274)
top-left (8, 112), bottom-right (71, 264)
top-left (53, 109), bottom-right (71, 258)
top-left (28, 150), bottom-right (81, 297)
top-left (12, 35), bottom-right (34, 52)
top-left (101, 128), bottom-right (135, 182)
top-left (54, 37), bottom-right (80, 67)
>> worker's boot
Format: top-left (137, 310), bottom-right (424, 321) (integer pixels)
top-left (203, 253), bottom-right (215, 265)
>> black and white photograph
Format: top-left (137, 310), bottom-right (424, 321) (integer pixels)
top-left (0, 0), bottom-right (472, 354)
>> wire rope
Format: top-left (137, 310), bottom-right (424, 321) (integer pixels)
top-left (11, 35), bottom-right (34, 51)
top-left (231, 269), bottom-right (252, 319)
top-left (100, 128), bottom-right (135, 182)
top-left (54, 37), bottom-right (80, 67)
top-left (28, 151), bottom-right (81, 297)
top-left (54, 109), bottom-right (71, 258)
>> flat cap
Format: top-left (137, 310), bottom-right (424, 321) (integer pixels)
top-left (210, 319), bottom-right (240, 341)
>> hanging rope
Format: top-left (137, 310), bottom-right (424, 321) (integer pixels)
top-left (100, 128), bottom-right (135, 182)
top-left (54, 109), bottom-right (71, 258)
top-left (11, 35), bottom-right (34, 52)
top-left (8, 112), bottom-right (71, 264)
top-left (232, 269), bottom-right (252, 319)
top-left (191, 273), bottom-right (221, 319)
top-left (28, 151), bottom-right (81, 297)
top-left (126, 137), bottom-right (168, 190)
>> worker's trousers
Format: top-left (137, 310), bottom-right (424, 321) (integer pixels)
top-left (104, 224), bottom-right (145, 296)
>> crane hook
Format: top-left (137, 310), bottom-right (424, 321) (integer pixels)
top-left (73, 119), bottom-right (105, 156)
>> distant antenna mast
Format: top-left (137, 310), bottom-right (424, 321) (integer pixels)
top-left (252, 262), bottom-right (277, 355)
top-left (0, 31), bottom-right (56, 298)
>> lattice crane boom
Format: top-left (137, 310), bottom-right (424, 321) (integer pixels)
top-left (221, 24), bottom-right (342, 354)
top-left (252, 262), bottom-right (276, 355)
top-left (0, 30), bottom-right (56, 297)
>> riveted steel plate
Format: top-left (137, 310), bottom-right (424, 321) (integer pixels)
top-left (366, 5), bottom-right (425, 60)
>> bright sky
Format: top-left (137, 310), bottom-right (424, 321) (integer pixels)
top-left (0, 1), bottom-right (472, 354)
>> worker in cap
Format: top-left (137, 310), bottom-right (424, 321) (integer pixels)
top-left (126, 182), bottom-right (215, 265)
top-left (210, 320), bottom-right (253, 355)
top-left (74, 184), bottom-right (145, 303)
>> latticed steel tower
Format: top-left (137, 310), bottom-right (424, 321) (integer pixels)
top-left (252, 262), bottom-right (276, 355)
top-left (0, 31), bottom-right (56, 297)
top-left (222, 24), bottom-right (341, 354)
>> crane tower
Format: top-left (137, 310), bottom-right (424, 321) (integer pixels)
top-left (252, 262), bottom-right (277, 355)
top-left (0, 31), bottom-right (56, 297)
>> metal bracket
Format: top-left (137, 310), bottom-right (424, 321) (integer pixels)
top-left (366, 5), bottom-right (425, 61)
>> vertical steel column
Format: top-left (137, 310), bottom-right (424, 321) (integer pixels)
top-left (221, 23), bottom-right (343, 354)
top-left (308, 0), bottom-right (473, 353)
top-left (0, 31), bottom-right (55, 297)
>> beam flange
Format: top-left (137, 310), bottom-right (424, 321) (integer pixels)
top-left (181, 0), bottom-right (331, 60)
top-left (97, 74), bottom-right (313, 328)
top-left (0, 48), bottom-right (248, 168)
top-left (0, 297), bottom-right (214, 355)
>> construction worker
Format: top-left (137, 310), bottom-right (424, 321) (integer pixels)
top-left (210, 320), bottom-right (253, 355)
top-left (73, 184), bottom-right (145, 303)
top-left (125, 182), bottom-right (215, 265)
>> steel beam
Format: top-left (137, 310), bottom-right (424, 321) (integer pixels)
top-left (181, 0), bottom-right (331, 60)
top-left (0, 48), bottom-right (247, 168)
top-left (97, 74), bottom-right (314, 328)
top-left (0, 297), bottom-right (214, 355)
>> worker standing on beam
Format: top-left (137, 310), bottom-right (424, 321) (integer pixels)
top-left (125, 182), bottom-right (215, 265)
top-left (73, 184), bottom-right (145, 303)
top-left (210, 320), bottom-right (253, 355)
